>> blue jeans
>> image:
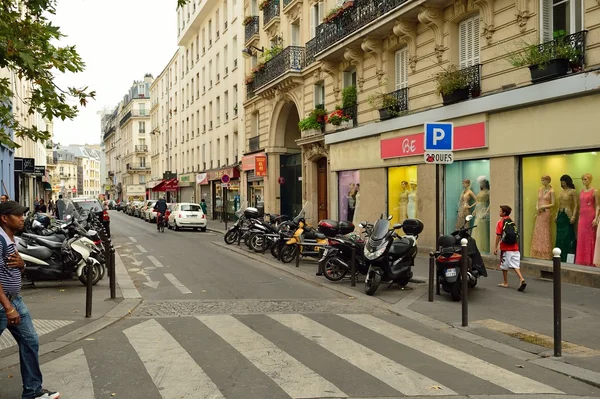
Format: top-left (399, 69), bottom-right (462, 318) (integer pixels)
top-left (0, 296), bottom-right (43, 399)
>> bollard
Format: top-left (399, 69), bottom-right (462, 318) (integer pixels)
top-left (350, 246), bottom-right (356, 287)
top-left (85, 262), bottom-right (93, 318)
top-left (109, 247), bottom-right (116, 300)
top-left (460, 238), bottom-right (469, 327)
top-left (553, 247), bottom-right (562, 357)
top-left (295, 244), bottom-right (301, 268)
top-left (428, 252), bottom-right (435, 302)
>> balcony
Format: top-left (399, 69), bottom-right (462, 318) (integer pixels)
top-left (342, 105), bottom-right (358, 127)
top-left (246, 81), bottom-right (256, 100)
top-left (262, 0), bottom-right (280, 30)
top-left (248, 136), bottom-right (260, 152)
top-left (537, 31), bottom-right (587, 74)
top-left (244, 16), bottom-right (259, 44)
top-left (440, 64), bottom-right (482, 105)
top-left (374, 87), bottom-right (409, 120)
top-left (135, 145), bottom-right (148, 153)
top-left (253, 46), bottom-right (305, 91)
top-left (127, 163), bottom-right (150, 171)
top-left (306, 0), bottom-right (410, 61)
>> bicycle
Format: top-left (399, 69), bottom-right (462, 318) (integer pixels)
top-left (156, 212), bottom-right (166, 233)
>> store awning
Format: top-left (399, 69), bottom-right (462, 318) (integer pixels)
top-left (152, 178), bottom-right (179, 192)
top-left (43, 182), bottom-right (52, 191)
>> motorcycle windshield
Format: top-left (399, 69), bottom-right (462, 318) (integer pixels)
top-left (370, 219), bottom-right (390, 241)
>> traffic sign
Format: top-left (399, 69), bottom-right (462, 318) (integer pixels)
top-left (278, 176), bottom-right (285, 185)
top-left (424, 151), bottom-right (454, 164)
top-left (221, 174), bottom-right (230, 184)
top-left (221, 183), bottom-right (231, 188)
top-left (71, 187), bottom-right (77, 193)
top-left (425, 122), bottom-right (454, 151)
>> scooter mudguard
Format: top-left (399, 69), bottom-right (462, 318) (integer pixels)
top-left (76, 257), bottom-right (100, 277)
top-left (20, 253), bottom-right (49, 266)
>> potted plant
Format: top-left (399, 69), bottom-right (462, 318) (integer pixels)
top-left (325, 108), bottom-right (351, 127)
top-left (323, 6), bottom-right (342, 23)
top-left (244, 74), bottom-right (254, 84)
top-left (242, 16), bottom-right (255, 26)
top-left (434, 64), bottom-right (470, 105)
top-left (262, 44), bottom-right (283, 62)
top-left (507, 37), bottom-right (580, 83)
top-left (252, 63), bottom-right (265, 75)
top-left (298, 114), bottom-right (323, 136)
top-left (342, 0), bottom-right (355, 10)
top-left (259, 0), bottom-right (270, 10)
top-left (341, 85), bottom-right (357, 108)
top-left (368, 92), bottom-right (406, 120)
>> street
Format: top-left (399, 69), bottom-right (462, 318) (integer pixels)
top-left (1, 211), bottom-right (599, 398)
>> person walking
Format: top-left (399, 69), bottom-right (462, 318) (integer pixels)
top-left (494, 205), bottom-right (526, 291)
top-left (200, 198), bottom-right (207, 215)
top-left (55, 195), bottom-right (65, 220)
top-left (34, 199), bottom-right (47, 214)
top-left (0, 201), bottom-right (60, 398)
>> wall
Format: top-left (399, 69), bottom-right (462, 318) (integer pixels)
top-left (489, 156), bottom-right (519, 251)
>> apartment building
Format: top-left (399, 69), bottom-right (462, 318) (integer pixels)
top-left (49, 149), bottom-right (78, 199)
top-left (102, 75), bottom-right (154, 201)
top-left (242, 0), bottom-right (600, 260)
top-left (149, 0), bottom-right (245, 219)
top-left (61, 145), bottom-right (102, 198)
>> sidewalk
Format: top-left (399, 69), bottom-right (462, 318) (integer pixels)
top-left (211, 231), bottom-right (600, 388)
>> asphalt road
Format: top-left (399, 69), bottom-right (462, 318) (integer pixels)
top-left (0, 211), bottom-right (598, 398)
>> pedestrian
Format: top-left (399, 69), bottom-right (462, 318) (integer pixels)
top-left (33, 197), bottom-right (40, 208)
top-left (55, 194), bottom-right (65, 220)
top-left (200, 198), bottom-right (207, 215)
top-left (35, 199), bottom-right (47, 214)
top-left (47, 199), bottom-right (54, 214)
top-left (494, 205), bottom-right (526, 291)
top-left (0, 194), bottom-right (9, 203)
top-left (0, 201), bottom-right (60, 399)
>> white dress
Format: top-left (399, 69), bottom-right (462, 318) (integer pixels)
top-left (407, 191), bottom-right (417, 219)
top-left (352, 192), bottom-right (361, 226)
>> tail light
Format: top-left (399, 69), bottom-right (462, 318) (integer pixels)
top-left (94, 240), bottom-right (102, 245)
top-left (152, 209), bottom-right (157, 213)
top-left (178, 214), bottom-right (182, 218)
top-left (201, 214), bottom-right (205, 219)
top-left (103, 210), bottom-right (110, 221)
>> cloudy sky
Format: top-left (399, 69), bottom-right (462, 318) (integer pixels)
top-left (50, 0), bottom-right (178, 146)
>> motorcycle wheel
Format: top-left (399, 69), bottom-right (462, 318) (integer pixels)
top-left (78, 263), bottom-right (103, 286)
top-left (450, 280), bottom-right (462, 301)
top-left (224, 230), bottom-right (238, 245)
top-left (365, 271), bottom-right (381, 296)
top-left (249, 233), bottom-right (264, 252)
top-left (270, 243), bottom-right (280, 259)
top-left (280, 245), bottom-right (297, 263)
top-left (323, 256), bottom-right (348, 282)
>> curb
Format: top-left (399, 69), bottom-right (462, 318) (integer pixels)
top-left (0, 248), bottom-right (142, 371)
top-left (214, 240), bottom-right (600, 389)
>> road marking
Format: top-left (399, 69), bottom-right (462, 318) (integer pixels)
top-left (147, 255), bottom-right (164, 268)
top-left (136, 244), bottom-right (147, 253)
top-left (129, 237), bottom-right (137, 243)
top-left (342, 314), bottom-right (563, 394)
top-left (164, 273), bottom-right (192, 294)
top-left (124, 319), bottom-right (224, 399)
top-left (41, 349), bottom-right (94, 399)
top-left (270, 314), bottom-right (455, 396)
top-left (0, 319), bottom-right (74, 350)
top-left (198, 315), bottom-right (347, 399)
top-left (115, 250), bottom-right (142, 299)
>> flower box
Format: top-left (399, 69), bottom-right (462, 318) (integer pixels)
top-left (529, 58), bottom-right (569, 83)
top-left (339, 120), bottom-right (353, 129)
top-left (442, 88), bottom-right (470, 105)
top-left (302, 128), bottom-right (322, 137)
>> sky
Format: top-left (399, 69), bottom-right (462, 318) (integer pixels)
top-left (50, 0), bottom-right (179, 146)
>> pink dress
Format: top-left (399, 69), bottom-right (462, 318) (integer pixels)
top-left (575, 189), bottom-right (597, 266)
top-left (530, 188), bottom-right (553, 260)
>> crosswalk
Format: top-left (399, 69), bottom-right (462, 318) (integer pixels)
top-left (30, 314), bottom-right (570, 398)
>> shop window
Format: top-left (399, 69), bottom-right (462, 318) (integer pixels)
top-left (445, 160), bottom-right (491, 253)
top-left (338, 170), bottom-right (360, 223)
top-left (521, 151), bottom-right (600, 266)
top-left (540, 0), bottom-right (583, 42)
top-left (387, 166), bottom-right (417, 225)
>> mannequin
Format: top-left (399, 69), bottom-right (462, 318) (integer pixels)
top-left (555, 174), bottom-right (578, 262)
top-left (347, 183), bottom-right (356, 221)
top-left (531, 175), bottom-right (555, 260)
top-left (575, 173), bottom-right (597, 266)
top-left (407, 180), bottom-right (418, 219)
top-left (471, 176), bottom-right (490, 253)
top-left (353, 183), bottom-right (361, 226)
top-left (593, 183), bottom-right (600, 267)
top-left (456, 179), bottom-right (477, 229)
top-left (398, 181), bottom-right (409, 222)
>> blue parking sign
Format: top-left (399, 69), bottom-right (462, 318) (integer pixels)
top-left (424, 122), bottom-right (454, 151)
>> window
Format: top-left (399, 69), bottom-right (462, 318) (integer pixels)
top-left (139, 175), bottom-right (146, 184)
top-left (540, 0), bottom-right (583, 42)
top-left (196, 73), bottom-right (200, 97)
top-left (233, 36), bottom-right (238, 68)
top-left (203, 106), bottom-right (206, 131)
top-left (395, 47), bottom-right (408, 89)
top-left (209, 61), bottom-right (213, 87)
top-left (291, 22), bottom-right (300, 46)
top-left (196, 35), bottom-right (200, 59)
top-left (343, 69), bottom-right (357, 88)
top-left (216, 10), bottom-right (220, 37)
top-left (223, 0), bottom-right (228, 29)
top-left (459, 15), bottom-right (480, 68)
top-left (233, 84), bottom-right (238, 116)
top-left (216, 96), bottom-right (221, 125)
top-left (251, 0), bottom-right (258, 14)
top-left (314, 83), bottom-right (325, 107)
top-left (139, 121), bottom-right (146, 133)
top-left (224, 45), bottom-right (228, 74)
top-left (310, 3), bottom-right (324, 38)
top-left (208, 20), bottom-right (212, 44)
top-left (191, 79), bottom-right (195, 102)
top-left (202, 67), bottom-right (206, 92)
top-left (252, 112), bottom-right (259, 136)
top-left (202, 28), bottom-right (206, 52)
top-left (209, 101), bottom-right (213, 129)
top-left (216, 53), bottom-right (220, 80)
top-left (139, 103), bottom-right (146, 115)
top-left (224, 90), bottom-right (229, 121)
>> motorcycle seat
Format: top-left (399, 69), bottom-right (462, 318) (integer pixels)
top-left (315, 232), bottom-right (326, 239)
top-left (18, 244), bottom-right (51, 260)
top-left (32, 236), bottom-right (63, 249)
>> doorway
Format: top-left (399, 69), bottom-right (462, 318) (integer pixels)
top-left (317, 157), bottom-right (328, 221)
top-left (280, 153), bottom-right (302, 218)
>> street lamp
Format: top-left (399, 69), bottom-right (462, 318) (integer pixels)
top-left (241, 45), bottom-right (264, 59)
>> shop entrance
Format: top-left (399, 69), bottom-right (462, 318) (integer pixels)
top-left (317, 157), bottom-right (328, 221)
top-left (280, 154), bottom-right (302, 218)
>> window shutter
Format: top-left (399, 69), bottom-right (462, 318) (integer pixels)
top-left (540, 0), bottom-right (552, 42)
top-left (310, 6), bottom-right (316, 39)
top-left (395, 47), bottom-right (408, 89)
top-left (459, 15), bottom-right (480, 68)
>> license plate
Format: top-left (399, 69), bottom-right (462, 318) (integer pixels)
top-left (319, 249), bottom-right (328, 261)
top-left (445, 268), bottom-right (457, 278)
top-left (188, 214), bottom-right (198, 218)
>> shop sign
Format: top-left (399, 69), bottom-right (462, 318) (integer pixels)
top-left (104, 185), bottom-right (111, 191)
top-left (380, 122), bottom-right (486, 159)
top-left (180, 174), bottom-right (192, 182)
top-left (255, 155), bottom-right (267, 177)
top-left (126, 184), bottom-right (146, 196)
top-left (241, 152), bottom-right (266, 171)
top-left (424, 151), bottom-right (454, 164)
top-left (71, 187), bottom-right (77, 193)
top-left (207, 167), bottom-right (240, 181)
top-left (196, 173), bottom-right (208, 185)
top-left (163, 171), bottom-right (177, 180)
top-left (33, 166), bottom-right (45, 176)
top-left (14, 157), bottom-right (35, 173)
top-left (164, 179), bottom-right (179, 192)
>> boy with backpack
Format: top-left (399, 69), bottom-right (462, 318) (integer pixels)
top-left (494, 205), bottom-right (526, 292)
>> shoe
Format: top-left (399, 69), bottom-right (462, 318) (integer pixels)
top-left (34, 388), bottom-right (60, 398)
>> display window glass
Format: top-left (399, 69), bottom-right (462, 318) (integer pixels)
top-left (444, 160), bottom-right (491, 253)
top-left (387, 166), bottom-right (418, 225)
top-left (338, 170), bottom-right (360, 223)
top-left (522, 152), bottom-right (600, 266)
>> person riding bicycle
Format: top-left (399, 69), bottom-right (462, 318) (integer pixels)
top-left (154, 197), bottom-right (168, 231)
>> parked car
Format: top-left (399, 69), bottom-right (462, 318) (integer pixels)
top-left (107, 200), bottom-right (117, 210)
top-left (72, 197), bottom-right (111, 236)
top-left (132, 201), bottom-right (144, 217)
top-left (168, 203), bottom-right (207, 231)
top-left (143, 200), bottom-right (158, 222)
top-left (116, 201), bottom-right (126, 212)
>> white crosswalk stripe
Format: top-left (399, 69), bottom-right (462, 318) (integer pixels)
top-left (16, 314), bottom-right (568, 399)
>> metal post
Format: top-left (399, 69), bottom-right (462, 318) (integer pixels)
top-left (461, 238), bottom-right (468, 327)
top-left (435, 164), bottom-right (441, 296)
top-left (224, 188), bottom-right (228, 231)
top-left (553, 247), bottom-right (562, 357)
top-left (295, 244), bottom-right (300, 268)
top-left (428, 252), bottom-right (435, 302)
top-left (350, 246), bottom-right (356, 287)
top-left (109, 247), bottom-right (116, 300)
top-left (85, 262), bottom-right (93, 318)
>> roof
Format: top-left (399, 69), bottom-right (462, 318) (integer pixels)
top-left (61, 145), bottom-right (102, 160)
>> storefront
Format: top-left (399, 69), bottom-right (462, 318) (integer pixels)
top-left (207, 167), bottom-right (241, 221)
top-left (387, 166), bottom-right (418, 225)
top-left (178, 173), bottom-right (196, 203)
top-left (152, 178), bottom-right (179, 201)
top-left (241, 153), bottom-right (267, 208)
top-left (338, 170), bottom-right (360, 223)
top-left (146, 180), bottom-right (163, 199)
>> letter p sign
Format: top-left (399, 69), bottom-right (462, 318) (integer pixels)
top-left (424, 122), bottom-right (454, 151)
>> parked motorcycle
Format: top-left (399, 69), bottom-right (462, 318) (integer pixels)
top-left (363, 215), bottom-right (424, 295)
top-left (280, 203), bottom-right (329, 264)
top-left (223, 203), bottom-right (251, 245)
top-left (435, 214), bottom-right (488, 301)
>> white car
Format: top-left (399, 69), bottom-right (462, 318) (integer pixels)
top-left (143, 200), bottom-right (158, 222)
top-left (168, 203), bottom-right (207, 231)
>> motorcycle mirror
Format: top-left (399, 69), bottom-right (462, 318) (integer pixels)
top-left (392, 223), bottom-right (402, 230)
top-left (358, 223), bottom-right (364, 228)
top-left (387, 215), bottom-right (393, 221)
top-left (465, 215), bottom-right (474, 222)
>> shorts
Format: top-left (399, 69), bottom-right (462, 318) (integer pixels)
top-left (500, 251), bottom-right (521, 270)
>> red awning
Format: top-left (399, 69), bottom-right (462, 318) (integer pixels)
top-left (152, 178), bottom-right (179, 192)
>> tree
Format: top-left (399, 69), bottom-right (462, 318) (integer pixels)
top-left (0, 0), bottom-right (95, 149)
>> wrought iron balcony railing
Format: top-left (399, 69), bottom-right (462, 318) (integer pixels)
top-left (387, 87), bottom-right (409, 111)
top-left (537, 30), bottom-right (587, 73)
top-left (127, 163), bottom-right (150, 171)
top-left (253, 46), bottom-right (305, 89)
top-left (245, 16), bottom-right (259, 43)
top-left (135, 145), bottom-right (148, 153)
top-left (342, 104), bottom-right (358, 127)
top-left (247, 81), bottom-right (256, 99)
top-left (263, 0), bottom-right (280, 26)
top-left (249, 136), bottom-right (260, 152)
top-left (305, 39), bottom-right (317, 65)
top-left (462, 64), bottom-right (482, 98)
top-left (309, 0), bottom-right (409, 58)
